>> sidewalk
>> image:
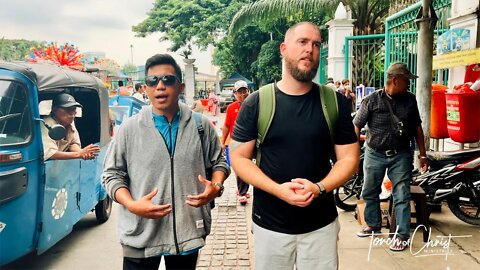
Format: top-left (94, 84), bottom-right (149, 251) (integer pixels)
top-left (198, 172), bottom-right (480, 269)
top-left (199, 112), bottom-right (479, 269)
top-left (197, 171), bottom-right (254, 270)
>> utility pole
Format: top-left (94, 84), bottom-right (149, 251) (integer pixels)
top-left (415, 0), bottom-right (437, 151)
top-left (130, 44), bottom-right (134, 64)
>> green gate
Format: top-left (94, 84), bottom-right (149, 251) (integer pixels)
top-left (344, 34), bottom-right (386, 89)
top-left (385, 0), bottom-right (452, 93)
top-left (318, 42), bottom-right (329, 84)
top-left (343, 0), bottom-right (452, 92)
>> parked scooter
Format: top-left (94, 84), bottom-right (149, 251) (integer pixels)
top-left (334, 147), bottom-right (480, 226)
top-left (413, 148), bottom-right (480, 225)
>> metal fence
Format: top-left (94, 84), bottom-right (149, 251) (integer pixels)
top-left (318, 42), bottom-right (329, 84)
top-left (345, 34), bottom-right (386, 89)
top-left (341, 0), bottom-right (452, 92)
top-left (385, 0), bottom-right (452, 93)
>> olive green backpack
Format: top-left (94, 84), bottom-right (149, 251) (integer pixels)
top-left (255, 83), bottom-right (339, 165)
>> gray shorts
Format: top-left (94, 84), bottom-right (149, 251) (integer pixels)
top-left (253, 218), bottom-right (340, 270)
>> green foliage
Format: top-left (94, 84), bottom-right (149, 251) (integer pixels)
top-left (252, 40), bottom-right (282, 84)
top-left (212, 39), bottom-right (237, 77)
top-left (121, 63), bottom-right (138, 76)
top-left (229, 0), bottom-right (389, 36)
top-left (213, 25), bottom-right (269, 83)
top-left (350, 0), bottom-right (390, 34)
top-left (0, 39), bottom-right (45, 61)
top-left (229, 0), bottom-right (336, 35)
top-left (132, 0), bottom-right (250, 53)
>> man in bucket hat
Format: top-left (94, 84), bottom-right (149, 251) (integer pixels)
top-left (41, 93), bottom-right (100, 160)
top-left (354, 62), bottom-right (428, 251)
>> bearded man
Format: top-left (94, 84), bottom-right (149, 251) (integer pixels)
top-left (229, 22), bottom-right (359, 270)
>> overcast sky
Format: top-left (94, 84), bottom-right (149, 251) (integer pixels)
top-left (0, 0), bottom-right (214, 73)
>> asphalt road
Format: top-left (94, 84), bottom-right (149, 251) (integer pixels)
top-left (3, 203), bottom-right (129, 270)
top-left (3, 111), bottom-right (225, 270)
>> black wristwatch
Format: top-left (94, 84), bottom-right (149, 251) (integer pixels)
top-left (315, 182), bottom-right (327, 198)
top-left (213, 182), bottom-right (224, 197)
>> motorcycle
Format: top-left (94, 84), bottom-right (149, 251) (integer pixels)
top-left (413, 148), bottom-right (480, 225)
top-left (334, 147), bottom-right (480, 226)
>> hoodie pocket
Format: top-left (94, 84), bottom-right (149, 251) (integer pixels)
top-left (119, 208), bottom-right (144, 237)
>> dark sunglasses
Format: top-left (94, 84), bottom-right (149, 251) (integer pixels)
top-left (145, 75), bottom-right (180, 87)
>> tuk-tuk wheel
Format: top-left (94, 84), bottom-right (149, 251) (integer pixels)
top-left (95, 195), bottom-right (112, 224)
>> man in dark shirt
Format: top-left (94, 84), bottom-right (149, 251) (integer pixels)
top-left (230, 22), bottom-right (359, 270)
top-left (353, 62), bottom-right (428, 251)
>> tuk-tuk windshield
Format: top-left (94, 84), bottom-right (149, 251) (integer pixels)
top-left (0, 80), bottom-right (32, 146)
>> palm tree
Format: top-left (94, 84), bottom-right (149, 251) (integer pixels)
top-left (229, 0), bottom-right (390, 36)
top-left (229, 0), bottom-right (391, 87)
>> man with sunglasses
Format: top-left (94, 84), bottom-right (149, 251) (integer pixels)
top-left (354, 62), bottom-right (428, 251)
top-left (103, 54), bottom-right (230, 270)
top-left (41, 93), bottom-right (100, 160)
top-left (221, 80), bottom-right (250, 205)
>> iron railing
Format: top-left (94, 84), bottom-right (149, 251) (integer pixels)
top-left (318, 42), bottom-right (329, 84)
top-left (385, 0), bottom-right (452, 93)
top-left (344, 34), bottom-right (386, 89)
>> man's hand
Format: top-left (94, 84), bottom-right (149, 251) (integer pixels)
top-left (419, 157), bottom-right (429, 173)
top-left (291, 178), bottom-right (322, 198)
top-left (126, 188), bottom-right (172, 219)
top-left (274, 182), bottom-right (314, 207)
top-left (80, 144), bottom-right (100, 160)
top-left (186, 175), bottom-right (220, 207)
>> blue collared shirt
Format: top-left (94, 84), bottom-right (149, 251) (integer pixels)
top-left (152, 111), bottom-right (201, 256)
top-left (152, 112), bottom-right (181, 155)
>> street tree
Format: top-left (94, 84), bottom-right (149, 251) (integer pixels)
top-left (229, 0), bottom-right (390, 35)
top-left (121, 63), bottom-right (138, 77)
top-left (213, 24), bottom-right (270, 85)
top-left (0, 39), bottom-right (45, 61)
top-left (132, 0), bottom-right (251, 55)
top-left (229, 0), bottom-right (390, 86)
top-left (252, 40), bottom-right (282, 85)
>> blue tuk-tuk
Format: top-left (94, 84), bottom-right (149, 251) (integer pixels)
top-left (109, 95), bottom-right (146, 129)
top-left (0, 61), bottom-right (112, 266)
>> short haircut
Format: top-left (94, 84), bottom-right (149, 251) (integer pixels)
top-left (134, 83), bottom-right (142, 91)
top-left (145, 54), bottom-right (182, 82)
top-left (284, 22), bottom-right (321, 42)
top-left (118, 81), bottom-right (124, 87)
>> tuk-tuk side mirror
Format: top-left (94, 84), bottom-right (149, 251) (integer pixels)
top-left (35, 118), bottom-right (67, 140)
top-left (48, 124), bottom-right (67, 140)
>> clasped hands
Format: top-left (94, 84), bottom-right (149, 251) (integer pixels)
top-left (275, 178), bottom-right (321, 207)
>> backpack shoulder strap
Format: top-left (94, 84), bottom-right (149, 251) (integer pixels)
top-left (256, 83), bottom-right (275, 166)
top-left (319, 84), bottom-right (338, 143)
top-left (192, 111), bottom-right (206, 164)
top-left (192, 111), bottom-right (205, 138)
top-left (193, 111), bottom-right (216, 209)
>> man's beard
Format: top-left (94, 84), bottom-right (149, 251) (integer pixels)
top-left (285, 56), bottom-right (319, 82)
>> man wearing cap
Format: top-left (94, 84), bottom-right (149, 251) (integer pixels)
top-left (353, 62), bottom-right (428, 251)
top-left (221, 80), bottom-right (250, 205)
top-left (41, 93), bottom-right (100, 161)
top-left (326, 77), bottom-right (336, 90)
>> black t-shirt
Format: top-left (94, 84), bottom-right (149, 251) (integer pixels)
top-left (232, 83), bottom-right (357, 234)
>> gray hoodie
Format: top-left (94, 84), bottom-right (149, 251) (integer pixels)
top-left (102, 103), bottom-right (230, 258)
